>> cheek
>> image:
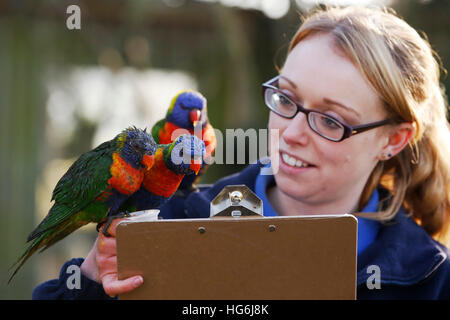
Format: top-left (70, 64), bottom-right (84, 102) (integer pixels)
top-left (317, 143), bottom-right (351, 170)
top-left (316, 138), bottom-right (365, 172)
top-left (267, 114), bottom-right (284, 155)
top-left (267, 112), bottom-right (282, 132)
top-left (323, 135), bottom-right (380, 177)
top-left (354, 130), bottom-right (387, 161)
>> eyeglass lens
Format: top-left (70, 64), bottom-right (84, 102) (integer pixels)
top-left (265, 88), bottom-right (345, 141)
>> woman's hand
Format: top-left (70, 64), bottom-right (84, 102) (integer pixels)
top-left (80, 219), bottom-right (144, 297)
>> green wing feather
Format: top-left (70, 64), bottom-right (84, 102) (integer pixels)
top-left (151, 118), bottom-right (166, 144)
top-left (27, 139), bottom-right (115, 242)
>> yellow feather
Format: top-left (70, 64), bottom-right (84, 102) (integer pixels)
top-left (116, 132), bottom-right (127, 149)
top-left (167, 89), bottom-right (197, 114)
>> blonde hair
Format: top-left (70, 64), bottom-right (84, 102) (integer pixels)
top-left (287, 6), bottom-right (450, 239)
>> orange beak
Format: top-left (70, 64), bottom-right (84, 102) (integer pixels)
top-left (142, 154), bottom-right (155, 170)
top-left (189, 161), bottom-right (201, 175)
top-left (190, 109), bottom-right (201, 127)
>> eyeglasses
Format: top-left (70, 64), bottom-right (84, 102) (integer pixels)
top-left (262, 75), bottom-right (393, 142)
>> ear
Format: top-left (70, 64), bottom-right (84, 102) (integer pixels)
top-left (378, 122), bottom-right (415, 161)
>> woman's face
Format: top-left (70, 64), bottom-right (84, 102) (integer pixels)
top-left (269, 33), bottom-right (390, 210)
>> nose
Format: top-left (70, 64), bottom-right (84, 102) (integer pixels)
top-left (281, 112), bottom-right (311, 146)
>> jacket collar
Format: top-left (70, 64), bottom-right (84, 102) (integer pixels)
top-left (356, 209), bottom-right (448, 287)
top-left (183, 162), bottom-right (448, 286)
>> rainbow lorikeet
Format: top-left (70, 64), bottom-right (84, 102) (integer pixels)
top-left (8, 127), bottom-right (157, 283)
top-left (151, 90), bottom-right (216, 192)
top-left (120, 134), bottom-right (205, 213)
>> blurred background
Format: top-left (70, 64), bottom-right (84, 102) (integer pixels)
top-left (0, 0), bottom-right (449, 299)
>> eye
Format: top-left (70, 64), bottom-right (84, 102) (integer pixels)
top-left (133, 144), bottom-right (144, 151)
top-left (273, 92), bottom-right (296, 113)
top-left (278, 95), bottom-right (291, 105)
top-left (179, 103), bottom-right (189, 110)
top-left (318, 115), bottom-right (342, 130)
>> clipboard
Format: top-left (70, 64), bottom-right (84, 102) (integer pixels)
top-left (116, 212), bottom-right (357, 300)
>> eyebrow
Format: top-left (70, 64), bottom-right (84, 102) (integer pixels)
top-left (280, 75), bottom-right (361, 119)
top-left (279, 75), bottom-right (298, 89)
top-left (323, 98), bottom-right (361, 119)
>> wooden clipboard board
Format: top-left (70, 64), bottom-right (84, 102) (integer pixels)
top-left (116, 213), bottom-right (357, 300)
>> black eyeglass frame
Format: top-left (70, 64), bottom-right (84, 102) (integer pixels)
top-left (262, 75), bottom-right (394, 142)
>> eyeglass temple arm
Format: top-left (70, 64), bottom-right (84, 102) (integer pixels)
top-left (263, 76), bottom-right (280, 87)
top-left (350, 119), bottom-right (392, 135)
top-left (261, 75), bottom-right (280, 96)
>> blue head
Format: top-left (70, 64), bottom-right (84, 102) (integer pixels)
top-left (166, 91), bottom-right (207, 130)
top-left (118, 127), bottom-right (157, 170)
top-left (164, 134), bottom-right (206, 175)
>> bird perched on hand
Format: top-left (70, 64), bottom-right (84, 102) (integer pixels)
top-left (151, 90), bottom-right (216, 192)
top-left (8, 126), bottom-right (157, 283)
top-left (120, 134), bottom-right (206, 212)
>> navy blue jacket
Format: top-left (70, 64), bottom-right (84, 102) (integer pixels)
top-left (33, 162), bottom-right (450, 299)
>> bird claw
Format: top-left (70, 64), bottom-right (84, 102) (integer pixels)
top-left (96, 222), bottom-right (105, 233)
top-left (97, 211), bottom-right (131, 237)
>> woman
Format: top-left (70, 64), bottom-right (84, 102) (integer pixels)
top-left (33, 6), bottom-right (450, 299)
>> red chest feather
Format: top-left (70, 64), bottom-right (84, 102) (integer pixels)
top-left (108, 153), bottom-right (145, 195)
top-left (142, 149), bottom-right (183, 198)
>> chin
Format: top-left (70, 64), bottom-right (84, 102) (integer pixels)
top-left (273, 172), bottom-right (314, 201)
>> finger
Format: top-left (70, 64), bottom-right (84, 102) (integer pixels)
top-left (97, 254), bottom-right (118, 276)
top-left (97, 235), bottom-right (117, 256)
top-left (102, 274), bottom-right (144, 297)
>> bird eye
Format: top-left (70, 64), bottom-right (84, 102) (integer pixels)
top-left (179, 103), bottom-right (189, 110)
top-left (133, 144), bottom-right (143, 152)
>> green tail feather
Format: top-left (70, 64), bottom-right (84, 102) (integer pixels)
top-left (8, 234), bottom-right (45, 284)
top-left (8, 219), bottom-right (87, 284)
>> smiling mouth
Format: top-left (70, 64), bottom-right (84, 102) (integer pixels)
top-left (281, 152), bottom-right (313, 168)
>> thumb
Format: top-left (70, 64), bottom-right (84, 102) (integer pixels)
top-left (102, 274), bottom-right (144, 297)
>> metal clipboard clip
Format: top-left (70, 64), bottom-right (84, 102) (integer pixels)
top-left (210, 185), bottom-right (263, 218)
